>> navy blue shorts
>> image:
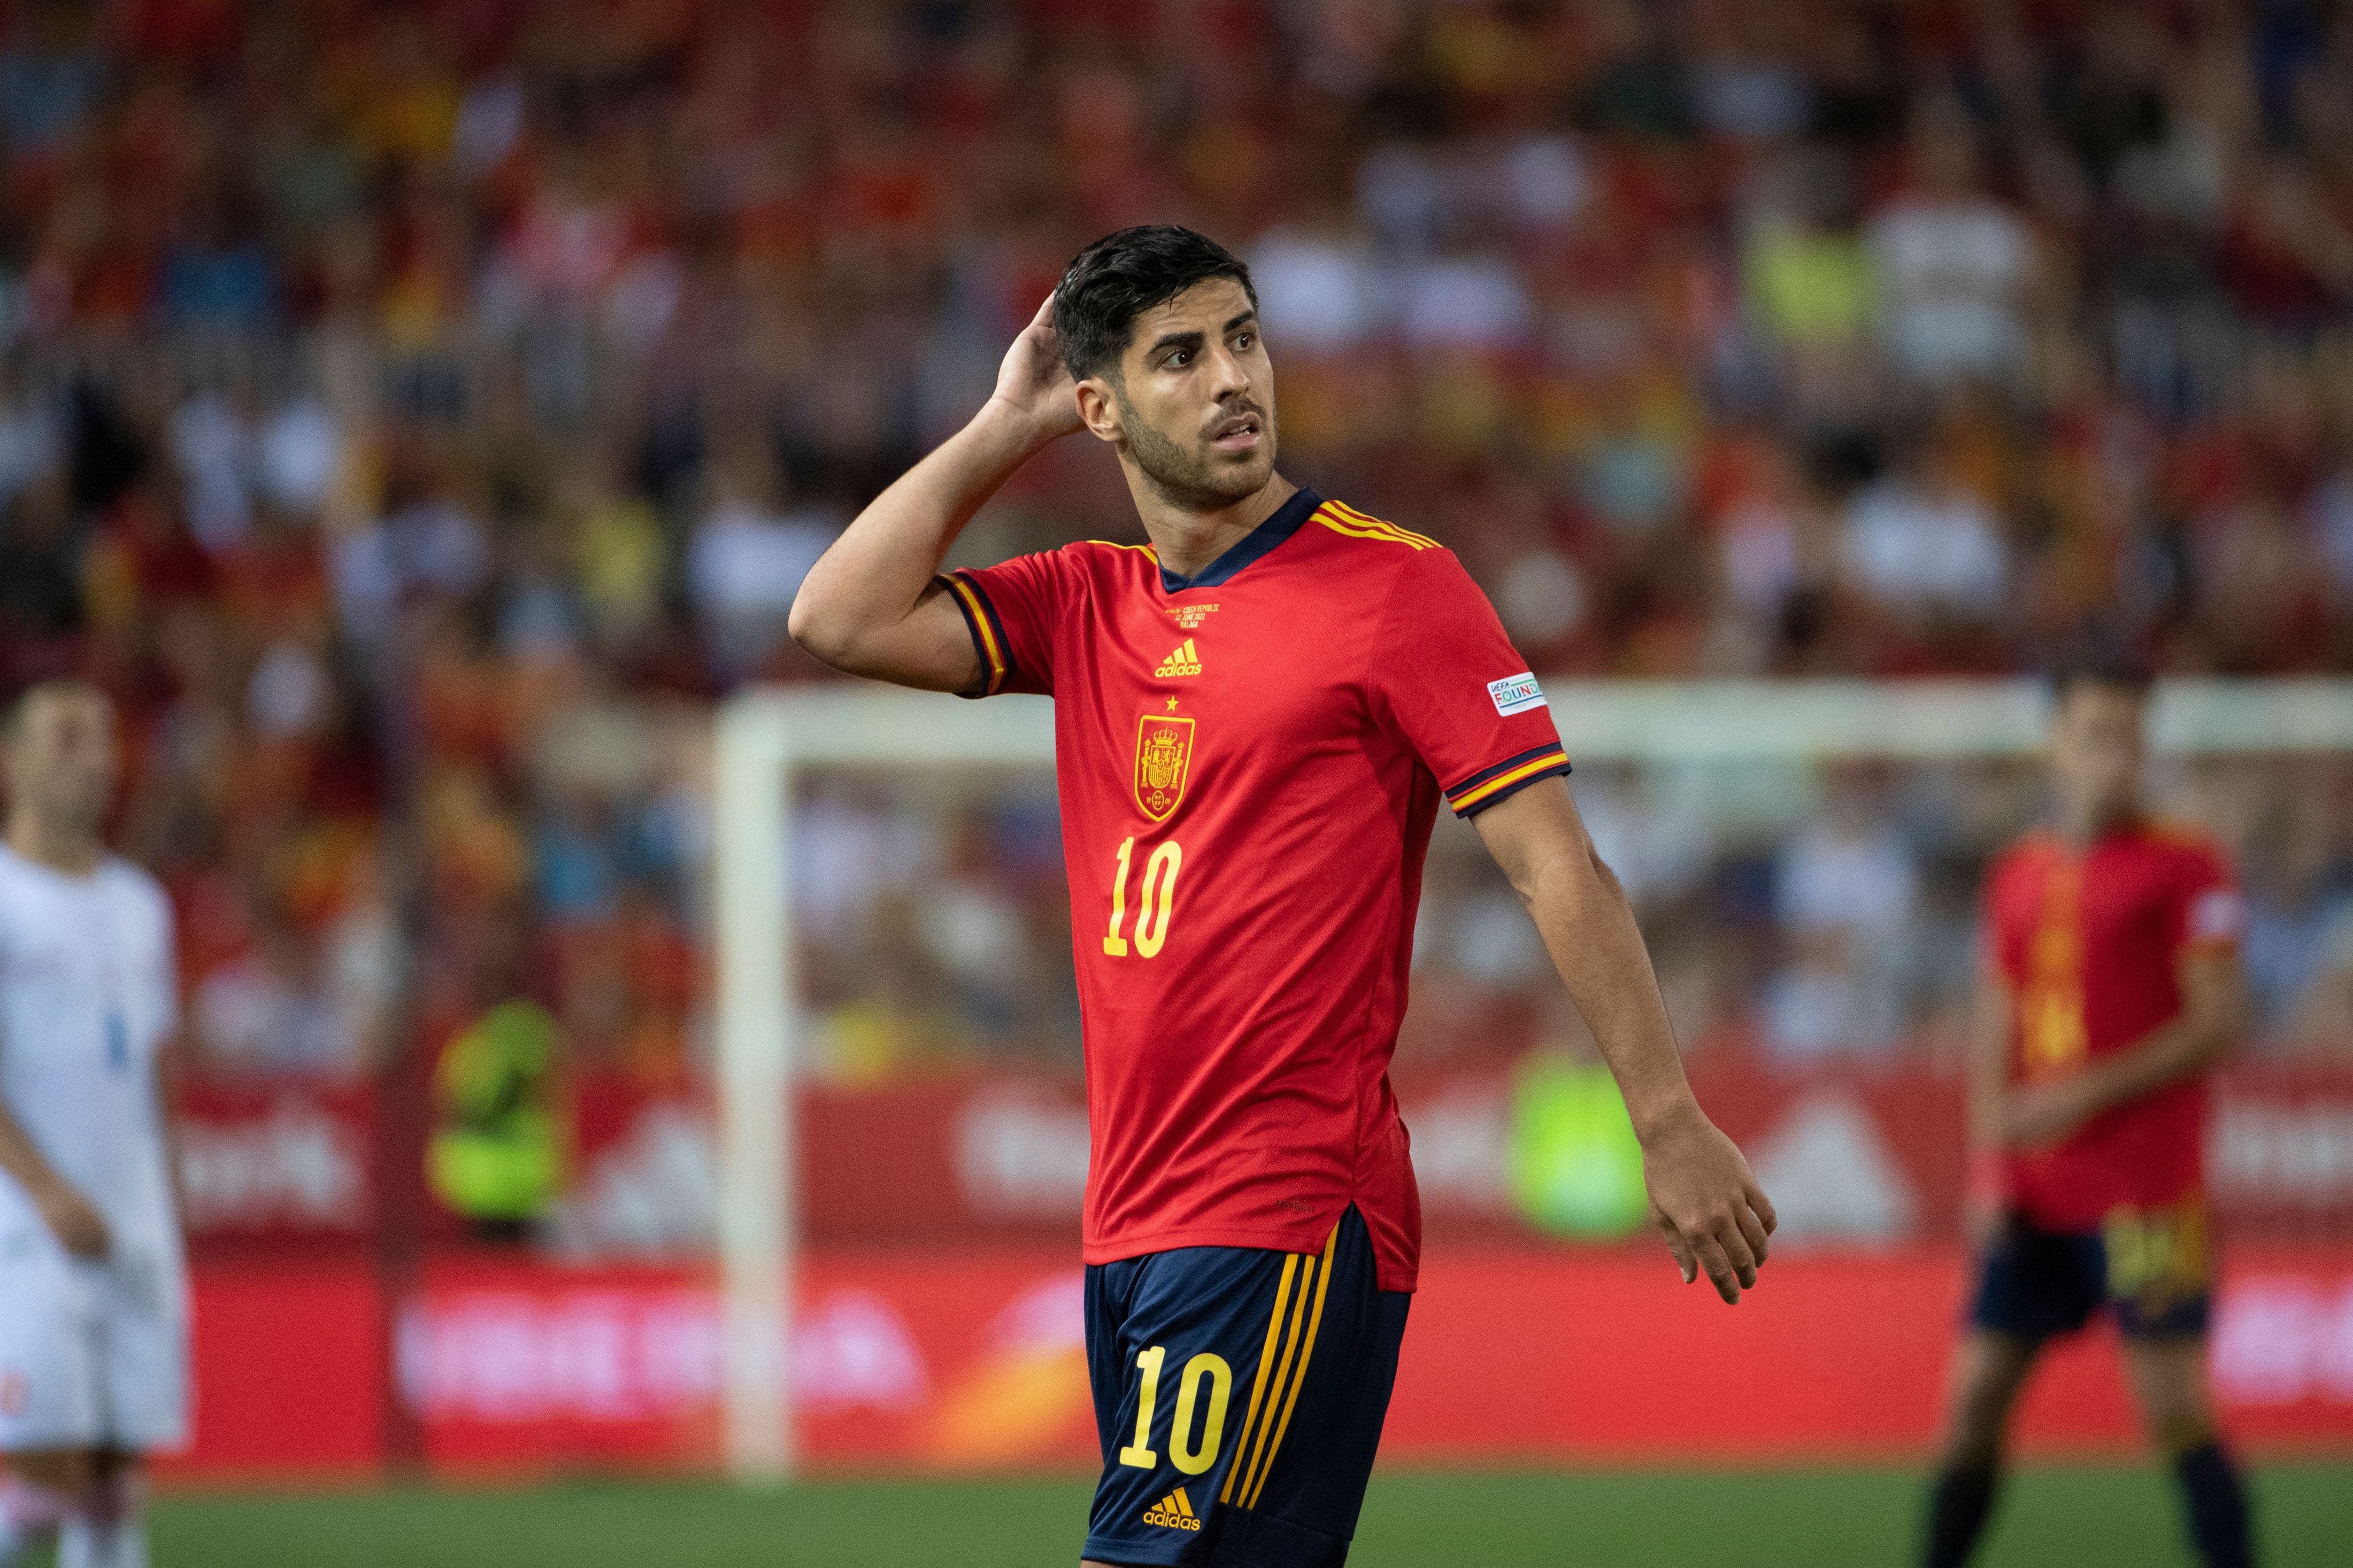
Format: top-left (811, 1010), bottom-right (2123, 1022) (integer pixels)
top-left (1970, 1200), bottom-right (2212, 1342)
top-left (1082, 1205), bottom-right (1410, 1568)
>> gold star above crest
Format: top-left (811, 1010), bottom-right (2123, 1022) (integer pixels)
top-left (1165, 697), bottom-right (1180, 712)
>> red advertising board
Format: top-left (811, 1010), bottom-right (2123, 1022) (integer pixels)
top-left (153, 1260), bottom-right (386, 1480)
top-left (400, 1257), bottom-right (726, 1472)
top-left (546, 1059), bottom-right (2353, 1254)
top-left (158, 1056), bottom-right (2353, 1478)
top-left (174, 1061), bottom-right (2353, 1254)
top-left (174, 1078), bottom-right (376, 1247)
top-left (162, 1246), bottom-right (2353, 1480)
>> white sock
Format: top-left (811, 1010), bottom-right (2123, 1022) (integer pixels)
top-left (58, 1469), bottom-right (145, 1568)
top-left (0, 1477), bottom-right (72, 1567)
top-left (57, 1515), bottom-right (146, 1568)
top-left (56, 1516), bottom-right (98, 1568)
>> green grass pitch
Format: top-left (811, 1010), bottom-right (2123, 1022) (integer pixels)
top-left (143, 1464), bottom-right (2351, 1566)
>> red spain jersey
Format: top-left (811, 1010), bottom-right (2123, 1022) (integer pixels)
top-left (1982, 820), bottom-right (2246, 1231)
top-left (939, 487), bottom-right (1570, 1291)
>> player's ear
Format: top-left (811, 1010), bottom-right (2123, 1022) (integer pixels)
top-left (1074, 376), bottom-right (1123, 445)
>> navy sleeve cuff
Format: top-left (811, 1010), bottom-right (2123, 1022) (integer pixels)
top-left (936, 572), bottom-right (1014, 698)
top-left (1443, 745), bottom-right (1573, 817)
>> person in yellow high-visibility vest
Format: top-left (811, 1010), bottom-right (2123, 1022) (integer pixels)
top-left (1508, 1046), bottom-right (1650, 1240)
top-left (428, 999), bottom-right (566, 1243)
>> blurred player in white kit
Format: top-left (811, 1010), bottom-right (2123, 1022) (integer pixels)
top-left (0, 681), bottom-right (186, 1568)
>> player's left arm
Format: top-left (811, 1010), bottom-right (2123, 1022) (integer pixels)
top-left (2004, 944), bottom-right (2247, 1150)
top-left (151, 887), bottom-right (190, 1230)
top-left (156, 1033), bottom-right (188, 1230)
top-left (1474, 777), bottom-right (1778, 1304)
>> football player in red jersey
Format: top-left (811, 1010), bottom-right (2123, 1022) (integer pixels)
top-left (1918, 655), bottom-right (2255, 1568)
top-left (793, 226), bottom-right (1773, 1567)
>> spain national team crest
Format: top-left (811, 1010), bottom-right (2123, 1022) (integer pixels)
top-left (1133, 714), bottom-right (1196, 821)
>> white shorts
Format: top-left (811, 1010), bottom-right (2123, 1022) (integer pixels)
top-left (0, 1228), bottom-right (189, 1453)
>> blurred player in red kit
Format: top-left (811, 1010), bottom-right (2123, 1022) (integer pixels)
top-left (791, 225), bottom-right (1775, 1566)
top-left (1919, 654), bottom-right (2255, 1568)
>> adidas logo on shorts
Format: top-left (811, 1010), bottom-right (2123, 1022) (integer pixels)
top-left (1142, 1486), bottom-right (1202, 1531)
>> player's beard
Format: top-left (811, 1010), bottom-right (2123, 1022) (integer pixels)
top-left (36, 775), bottom-right (112, 844)
top-left (1118, 391), bottom-right (1278, 513)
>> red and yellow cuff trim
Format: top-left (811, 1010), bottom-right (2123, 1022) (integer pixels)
top-left (1445, 744), bottom-right (1572, 816)
top-left (938, 571), bottom-right (1013, 698)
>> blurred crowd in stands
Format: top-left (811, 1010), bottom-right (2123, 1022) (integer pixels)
top-left (0, 0), bottom-right (2349, 1084)
top-left (798, 752), bottom-right (2353, 1077)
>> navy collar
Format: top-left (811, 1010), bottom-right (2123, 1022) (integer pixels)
top-left (1157, 486), bottom-right (1320, 592)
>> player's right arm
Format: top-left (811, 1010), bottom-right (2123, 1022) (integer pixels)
top-left (0, 1088), bottom-right (109, 1258)
top-left (2001, 849), bottom-right (2249, 1151)
top-left (1963, 971), bottom-right (2014, 1248)
top-left (2003, 948), bottom-right (2247, 1150)
top-left (789, 294), bottom-right (1084, 689)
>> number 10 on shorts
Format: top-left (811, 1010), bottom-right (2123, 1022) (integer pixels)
top-left (1118, 1345), bottom-right (1233, 1475)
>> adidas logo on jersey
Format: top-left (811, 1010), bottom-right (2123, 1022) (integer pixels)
top-left (1142, 1487), bottom-right (1202, 1531)
top-left (1154, 639), bottom-right (1203, 678)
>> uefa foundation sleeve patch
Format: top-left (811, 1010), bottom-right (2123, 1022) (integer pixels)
top-left (1487, 672), bottom-right (1547, 716)
top-left (2187, 886), bottom-right (2248, 944)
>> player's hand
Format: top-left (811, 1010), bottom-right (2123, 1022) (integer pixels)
top-left (2002, 1080), bottom-right (2095, 1151)
top-left (1640, 1101), bottom-right (1776, 1305)
top-left (37, 1181), bottom-right (110, 1259)
top-left (984, 292), bottom-right (1086, 446)
top-left (1962, 1189), bottom-right (2003, 1252)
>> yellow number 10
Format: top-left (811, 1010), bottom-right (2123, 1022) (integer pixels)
top-left (1103, 837), bottom-right (1182, 959)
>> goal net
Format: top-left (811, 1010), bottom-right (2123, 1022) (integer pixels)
top-left (712, 677), bottom-right (2353, 1479)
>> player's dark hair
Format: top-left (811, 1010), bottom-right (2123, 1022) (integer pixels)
top-left (2, 683), bottom-right (45, 741)
top-left (1052, 226), bottom-right (1257, 383)
top-left (2046, 640), bottom-right (2154, 704)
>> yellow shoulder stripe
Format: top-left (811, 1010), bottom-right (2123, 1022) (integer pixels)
top-left (1315, 509), bottom-right (1425, 550)
top-left (1314, 500), bottom-right (1436, 550)
top-left (1328, 498), bottom-right (1439, 547)
top-left (2142, 816), bottom-right (2221, 852)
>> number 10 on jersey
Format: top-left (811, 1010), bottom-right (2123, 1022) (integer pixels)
top-left (1104, 837), bottom-right (1182, 958)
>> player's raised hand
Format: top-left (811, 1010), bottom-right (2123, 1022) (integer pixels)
top-left (1640, 1103), bottom-right (1776, 1305)
top-left (37, 1178), bottom-right (111, 1259)
top-left (986, 292), bottom-right (1086, 445)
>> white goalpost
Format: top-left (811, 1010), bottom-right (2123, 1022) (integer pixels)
top-left (712, 687), bottom-right (1057, 1480)
top-left (711, 676), bottom-right (2353, 1481)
